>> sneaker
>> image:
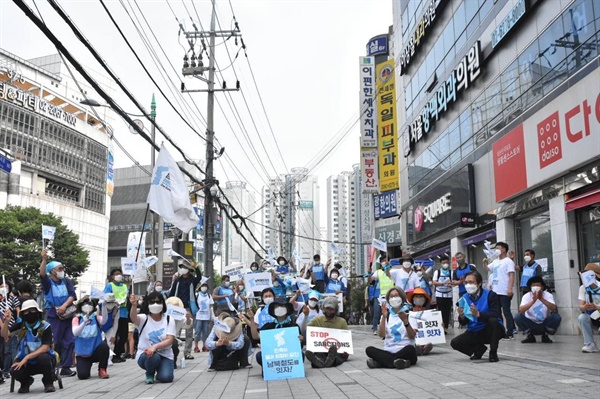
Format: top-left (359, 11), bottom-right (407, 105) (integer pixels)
top-left (373, 331), bottom-right (378, 335)
top-left (194, 347), bottom-right (200, 353)
top-left (145, 376), bottom-right (155, 384)
top-left (502, 335), bottom-right (514, 341)
top-left (184, 354), bottom-right (195, 360)
top-left (112, 356), bottom-right (125, 363)
top-left (541, 334), bottom-right (553, 344)
top-left (393, 358), bottom-right (411, 369)
top-left (98, 368), bottom-right (110, 379)
top-left (521, 334), bottom-right (536, 344)
top-left (422, 343), bottom-right (433, 355)
top-left (582, 343), bottom-right (600, 353)
top-left (124, 354), bottom-right (134, 359)
top-left (206, 368), bottom-right (216, 372)
top-left (60, 368), bottom-right (77, 377)
top-left (2, 372), bottom-right (9, 379)
top-left (470, 345), bottom-right (487, 360)
top-left (489, 352), bottom-right (499, 362)
top-left (18, 377), bottom-right (34, 394)
top-left (366, 359), bottom-right (381, 368)
top-left (44, 384), bottom-right (56, 393)
top-left (305, 350), bottom-right (325, 368)
top-left (202, 346), bottom-right (209, 352)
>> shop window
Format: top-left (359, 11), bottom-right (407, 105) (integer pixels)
top-left (515, 211), bottom-right (554, 294)
top-left (578, 205), bottom-right (600, 265)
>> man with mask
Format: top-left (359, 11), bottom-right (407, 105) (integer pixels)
top-left (309, 254), bottom-right (327, 293)
top-left (487, 242), bottom-right (516, 340)
top-left (451, 271), bottom-right (504, 362)
top-left (304, 296), bottom-right (349, 368)
top-left (578, 263), bottom-right (600, 353)
top-left (452, 252), bottom-right (477, 297)
top-left (514, 276), bottom-right (561, 343)
top-left (169, 261), bottom-right (202, 361)
top-left (40, 250), bottom-right (77, 377)
top-left (1, 300), bottom-right (58, 393)
top-left (432, 255), bottom-right (453, 334)
top-left (387, 255), bottom-right (420, 292)
top-left (368, 254), bottom-right (395, 335)
top-left (516, 249), bottom-right (542, 295)
top-left (104, 268), bottom-right (129, 364)
top-left (275, 256), bottom-right (293, 274)
top-left (213, 275), bottom-right (236, 315)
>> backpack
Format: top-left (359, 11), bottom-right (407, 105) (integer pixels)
top-left (138, 315), bottom-right (171, 336)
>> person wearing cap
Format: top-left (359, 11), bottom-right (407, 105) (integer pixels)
top-left (169, 261), bottom-right (202, 361)
top-left (290, 290), bottom-right (323, 336)
top-left (193, 282), bottom-right (214, 353)
top-left (103, 268), bottom-right (129, 364)
top-left (304, 296), bottom-right (349, 368)
top-left (578, 263), bottom-right (600, 353)
top-left (365, 287), bottom-right (418, 369)
top-left (205, 313), bottom-right (251, 371)
top-left (39, 249), bottom-right (77, 377)
top-left (309, 254), bottom-right (327, 293)
top-left (1, 299), bottom-right (58, 393)
top-left (407, 288), bottom-right (434, 356)
top-left (276, 256), bottom-right (292, 274)
top-left (514, 276), bottom-right (561, 344)
top-left (72, 296), bottom-right (110, 379)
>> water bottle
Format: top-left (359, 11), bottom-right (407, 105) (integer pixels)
top-left (180, 357), bottom-right (186, 369)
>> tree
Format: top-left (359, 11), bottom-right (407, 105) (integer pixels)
top-left (0, 206), bottom-right (90, 286)
top-left (348, 277), bottom-right (367, 314)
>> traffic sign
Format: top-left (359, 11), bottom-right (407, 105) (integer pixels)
top-left (0, 153), bottom-right (12, 174)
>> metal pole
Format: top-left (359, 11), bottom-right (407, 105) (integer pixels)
top-left (150, 94), bottom-right (164, 283)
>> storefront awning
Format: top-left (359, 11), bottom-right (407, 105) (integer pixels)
top-left (565, 187), bottom-right (600, 211)
top-left (461, 229), bottom-right (497, 247)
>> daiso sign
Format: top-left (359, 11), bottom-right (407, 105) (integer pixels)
top-left (493, 68), bottom-right (600, 203)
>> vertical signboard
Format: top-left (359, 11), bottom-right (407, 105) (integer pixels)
top-left (376, 59), bottom-right (399, 192)
top-left (361, 149), bottom-right (379, 193)
top-left (361, 193), bottom-right (373, 242)
top-left (106, 141), bottom-right (115, 197)
top-left (359, 56), bottom-right (377, 148)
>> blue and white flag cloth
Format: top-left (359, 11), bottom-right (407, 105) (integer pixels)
top-left (330, 242), bottom-right (343, 255)
top-left (42, 225), bottom-right (56, 240)
top-left (147, 144), bottom-right (199, 233)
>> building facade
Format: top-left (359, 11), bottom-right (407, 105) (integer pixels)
top-left (394, 0), bottom-right (600, 334)
top-left (222, 181), bottom-right (257, 268)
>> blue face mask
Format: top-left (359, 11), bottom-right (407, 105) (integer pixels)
top-left (224, 282), bottom-right (231, 288)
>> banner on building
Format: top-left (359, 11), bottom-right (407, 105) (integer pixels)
top-left (107, 141), bottom-right (115, 197)
top-left (359, 56), bottom-right (377, 148)
top-left (361, 149), bottom-right (379, 193)
top-left (361, 193), bottom-right (374, 242)
top-left (376, 59), bottom-right (399, 193)
top-left (373, 190), bottom-right (398, 219)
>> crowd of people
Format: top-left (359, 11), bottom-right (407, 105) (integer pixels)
top-left (0, 245), bottom-right (599, 393)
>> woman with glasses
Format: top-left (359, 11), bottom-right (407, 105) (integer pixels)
top-left (129, 291), bottom-right (176, 384)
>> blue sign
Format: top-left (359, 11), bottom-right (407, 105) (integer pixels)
top-left (0, 153), bottom-right (12, 174)
top-left (260, 327), bottom-right (305, 381)
top-left (366, 34), bottom-right (388, 56)
top-left (374, 191), bottom-right (398, 219)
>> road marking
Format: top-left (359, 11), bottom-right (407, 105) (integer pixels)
top-left (557, 378), bottom-right (587, 384)
top-left (245, 389), bottom-right (268, 394)
top-left (344, 370), bottom-right (363, 374)
top-left (442, 381), bottom-right (468, 387)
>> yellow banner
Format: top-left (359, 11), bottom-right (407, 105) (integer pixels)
top-left (376, 59), bottom-right (399, 193)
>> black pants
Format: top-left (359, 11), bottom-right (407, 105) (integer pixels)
top-left (365, 345), bottom-right (417, 368)
top-left (114, 317), bottom-right (129, 357)
top-left (451, 318), bottom-right (503, 357)
top-left (436, 296), bottom-right (453, 329)
top-left (210, 336), bottom-right (250, 370)
top-left (76, 342), bottom-right (110, 379)
top-left (10, 353), bottom-right (55, 386)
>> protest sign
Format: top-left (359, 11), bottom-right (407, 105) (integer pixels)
top-left (371, 238), bottom-right (387, 252)
top-left (90, 287), bottom-right (105, 300)
top-left (121, 258), bottom-right (136, 276)
top-left (166, 304), bottom-right (186, 321)
top-left (260, 327), bottom-right (304, 381)
top-left (321, 292), bottom-right (344, 313)
top-left (306, 326), bottom-right (354, 354)
top-left (243, 272), bottom-right (272, 293)
top-left (42, 225), bottom-right (56, 241)
top-left (224, 263), bottom-right (246, 282)
top-left (409, 310), bottom-right (446, 345)
top-left (580, 270), bottom-right (597, 288)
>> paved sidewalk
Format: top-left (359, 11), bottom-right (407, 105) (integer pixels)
top-left (1, 326), bottom-right (598, 398)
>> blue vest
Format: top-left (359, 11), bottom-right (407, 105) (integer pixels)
top-left (216, 286), bottom-right (233, 305)
top-left (419, 278), bottom-right (432, 296)
top-left (312, 264), bottom-right (325, 281)
top-left (520, 263), bottom-right (539, 287)
top-left (257, 306), bottom-right (275, 328)
top-left (75, 314), bottom-right (103, 356)
top-left (455, 266), bottom-right (471, 295)
top-left (45, 279), bottom-right (69, 308)
top-left (276, 264), bottom-right (290, 274)
top-left (325, 280), bottom-right (343, 294)
top-left (272, 280), bottom-right (286, 297)
top-left (17, 321), bottom-right (57, 363)
top-left (436, 269), bottom-right (452, 294)
top-left (462, 289), bottom-right (503, 332)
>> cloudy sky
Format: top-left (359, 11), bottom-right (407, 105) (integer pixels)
top-left (0, 0), bottom-right (392, 217)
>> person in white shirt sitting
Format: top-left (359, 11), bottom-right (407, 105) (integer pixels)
top-left (514, 276), bottom-right (561, 343)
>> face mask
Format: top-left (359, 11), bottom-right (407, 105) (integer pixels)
top-left (155, 286), bottom-right (162, 292)
top-left (251, 266), bottom-right (258, 271)
top-left (239, 285), bottom-right (245, 291)
top-left (457, 258), bottom-right (466, 265)
top-left (138, 299), bottom-right (144, 305)
top-left (524, 256), bottom-right (532, 263)
top-left (148, 303), bottom-right (163, 314)
top-left (331, 274), bottom-right (339, 280)
top-left (82, 304), bottom-right (94, 314)
top-left (530, 286), bottom-right (542, 294)
top-left (200, 286), bottom-right (208, 293)
top-left (388, 297), bottom-right (403, 308)
top-left (22, 312), bottom-right (39, 325)
top-left (274, 307), bottom-right (288, 317)
top-left (402, 262), bottom-right (412, 269)
top-left (56, 271), bottom-right (65, 280)
top-left (314, 260), bottom-right (320, 265)
top-left (179, 268), bottom-right (189, 275)
top-left (413, 297), bottom-right (426, 306)
top-left (494, 249), bottom-right (502, 256)
top-left (441, 263), bottom-right (450, 270)
top-left (279, 261), bottom-right (285, 266)
top-left (416, 271), bottom-right (423, 278)
top-left (263, 297), bottom-right (274, 305)
top-left (308, 299), bottom-right (318, 308)
top-left (113, 274), bottom-right (122, 283)
top-left (273, 281), bottom-right (280, 288)
top-left (0, 287), bottom-right (6, 296)
top-left (224, 281), bottom-right (231, 288)
top-left (465, 284), bottom-right (478, 295)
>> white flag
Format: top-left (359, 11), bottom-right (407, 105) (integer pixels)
top-left (42, 225), bottom-right (56, 240)
top-left (330, 242), bottom-right (343, 255)
top-left (90, 286), bottom-right (105, 300)
top-left (225, 297), bottom-right (237, 313)
top-left (147, 144), bottom-right (199, 233)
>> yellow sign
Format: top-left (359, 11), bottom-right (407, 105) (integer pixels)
top-left (376, 59), bottom-right (399, 193)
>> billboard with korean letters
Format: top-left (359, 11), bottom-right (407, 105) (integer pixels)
top-left (376, 59), bottom-right (399, 192)
top-left (359, 56), bottom-right (377, 148)
top-left (361, 149), bottom-right (379, 193)
top-left (373, 190), bottom-right (398, 219)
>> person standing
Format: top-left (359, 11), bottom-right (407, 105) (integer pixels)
top-left (104, 268), bottom-right (129, 363)
top-left (309, 254), bottom-right (327, 293)
top-left (169, 262), bottom-right (202, 361)
top-left (40, 250), bottom-right (77, 377)
top-left (516, 249), bottom-right (542, 295)
top-left (213, 275), bottom-right (235, 315)
top-left (487, 242), bottom-right (516, 339)
top-left (387, 255), bottom-right (420, 293)
top-left (0, 281), bottom-right (20, 380)
top-left (368, 255), bottom-right (395, 335)
top-left (304, 297), bottom-right (349, 368)
top-left (432, 256), bottom-right (453, 334)
top-left (193, 282), bottom-right (214, 353)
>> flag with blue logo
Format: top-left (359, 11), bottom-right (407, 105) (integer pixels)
top-left (42, 225), bottom-right (56, 240)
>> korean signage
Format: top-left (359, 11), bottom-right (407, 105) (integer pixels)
top-left (374, 217), bottom-right (401, 245)
top-left (376, 59), bottom-right (399, 192)
top-left (0, 82), bottom-right (77, 127)
top-left (410, 310), bottom-right (446, 345)
top-left (223, 262), bottom-right (245, 282)
top-left (493, 68), bottom-right (600, 202)
top-left (359, 56), bottom-right (377, 148)
top-left (491, 0), bottom-right (527, 49)
top-left (366, 34), bottom-right (388, 57)
top-left (260, 327), bottom-right (305, 381)
top-left (399, 0), bottom-right (442, 75)
top-left (360, 193), bottom-right (374, 242)
top-left (374, 190), bottom-right (398, 219)
top-left (361, 149), bottom-right (379, 193)
top-left (404, 41), bottom-right (482, 157)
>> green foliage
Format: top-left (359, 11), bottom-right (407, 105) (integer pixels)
top-left (0, 206), bottom-right (90, 286)
top-left (348, 277), bottom-right (367, 313)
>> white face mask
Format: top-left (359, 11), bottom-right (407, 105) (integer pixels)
top-left (465, 284), bottom-right (478, 295)
top-left (524, 256), bottom-right (532, 263)
top-left (308, 299), bottom-right (318, 308)
top-left (200, 286), bottom-right (208, 293)
top-left (530, 286), bottom-right (542, 294)
top-left (388, 297), bottom-right (403, 308)
top-left (114, 275), bottom-right (123, 283)
top-left (239, 285), bottom-right (245, 291)
top-left (0, 287), bottom-right (7, 296)
top-left (263, 297), bottom-right (274, 305)
top-left (56, 271), bottom-right (65, 280)
top-left (402, 262), bottom-right (412, 269)
top-left (494, 249), bottom-right (502, 256)
top-left (138, 299), bottom-right (144, 305)
top-left (251, 266), bottom-right (258, 271)
top-left (274, 307), bottom-right (288, 317)
top-left (416, 271), bottom-right (423, 278)
top-left (279, 261), bottom-right (285, 266)
top-left (82, 304), bottom-right (94, 314)
top-left (441, 263), bottom-right (450, 269)
top-left (331, 274), bottom-right (339, 280)
top-left (148, 303), bottom-right (163, 314)
top-left (273, 281), bottom-right (280, 288)
top-left (179, 267), bottom-right (189, 275)
top-left (413, 297), bottom-right (426, 306)
top-left (155, 286), bottom-right (163, 293)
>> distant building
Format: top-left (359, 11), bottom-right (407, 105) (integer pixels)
top-left (222, 181), bottom-right (258, 269)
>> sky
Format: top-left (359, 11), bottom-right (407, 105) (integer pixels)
top-left (0, 0), bottom-right (392, 221)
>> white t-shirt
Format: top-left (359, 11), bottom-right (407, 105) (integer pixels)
top-left (488, 257), bottom-right (515, 295)
top-left (520, 291), bottom-right (555, 323)
top-left (135, 314), bottom-right (177, 360)
top-left (195, 293), bottom-right (214, 321)
top-left (578, 285), bottom-right (600, 307)
top-left (389, 268), bottom-right (420, 291)
top-left (292, 301), bottom-right (322, 327)
top-left (383, 310), bottom-right (417, 353)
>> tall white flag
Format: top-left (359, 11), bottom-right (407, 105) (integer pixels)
top-left (147, 144), bottom-right (199, 233)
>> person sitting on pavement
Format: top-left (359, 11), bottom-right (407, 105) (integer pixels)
top-left (205, 313), bottom-right (252, 371)
top-left (451, 271), bottom-right (503, 362)
top-left (276, 256), bottom-right (293, 274)
top-left (1, 300), bottom-right (58, 393)
top-left (72, 296), bottom-right (110, 379)
top-left (194, 283), bottom-right (214, 353)
top-left (130, 292), bottom-right (176, 384)
top-left (365, 287), bottom-right (417, 369)
top-left (578, 263), bottom-right (600, 353)
top-left (169, 262), bottom-right (202, 361)
top-left (291, 290), bottom-right (322, 337)
top-left (514, 276), bottom-right (561, 344)
top-left (304, 296), bottom-right (349, 368)
top-left (407, 288), bottom-right (434, 356)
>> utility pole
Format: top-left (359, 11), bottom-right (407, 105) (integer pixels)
top-left (181, 0), bottom-right (240, 289)
top-left (151, 94), bottom-right (165, 283)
